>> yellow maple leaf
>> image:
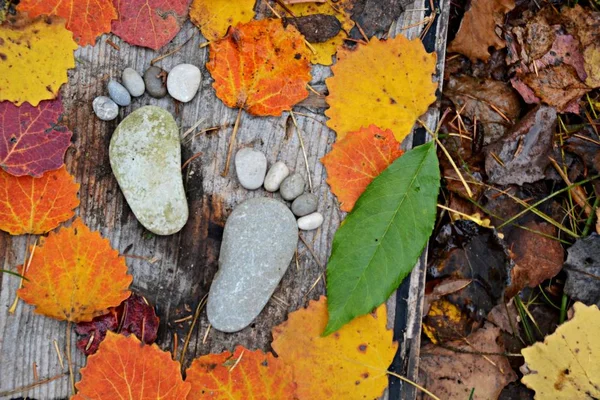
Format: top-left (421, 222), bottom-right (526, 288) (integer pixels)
top-left (325, 35), bottom-right (437, 142)
top-left (271, 296), bottom-right (397, 400)
top-left (189, 0), bottom-right (256, 41)
top-left (521, 302), bottom-right (600, 399)
top-left (0, 14), bottom-right (77, 106)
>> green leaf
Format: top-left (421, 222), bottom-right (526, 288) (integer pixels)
top-left (324, 141), bottom-right (440, 335)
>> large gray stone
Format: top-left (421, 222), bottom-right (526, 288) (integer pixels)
top-left (109, 106), bottom-right (188, 235)
top-left (207, 198), bottom-right (298, 332)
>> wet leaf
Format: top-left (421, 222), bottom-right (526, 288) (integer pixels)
top-left (73, 332), bottom-right (190, 399)
top-left (19, 0), bottom-right (116, 46)
top-left (521, 302), bottom-right (600, 399)
top-left (284, 14), bottom-right (341, 43)
top-left (0, 98), bottom-right (72, 177)
top-left (186, 346), bottom-right (297, 399)
top-left (111, 0), bottom-right (191, 50)
top-left (206, 19), bottom-right (311, 116)
top-left (321, 125), bottom-right (404, 212)
top-left (75, 292), bottom-right (160, 355)
top-left (447, 0), bottom-right (515, 62)
top-left (564, 234), bottom-right (600, 307)
top-left (0, 167), bottom-right (79, 235)
top-left (325, 35), bottom-right (437, 142)
top-left (190, 0), bottom-right (255, 41)
top-left (348, 0), bottom-right (405, 39)
top-left (271, 296), bottom-right (397, 400)
top-left (0, 14), bottom-right (77, 106)
top-left (18, 219), bottom-right (132, 322)
top-left (325, 142), bottom-right (439, 334)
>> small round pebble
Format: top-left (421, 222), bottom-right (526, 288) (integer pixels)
top-left (264, 161), bottom-right (290, 192)
top-left (167, 64), bottom-right (201, 103)
top-left (107, 80), bottom-right (131, 106)
top-left (144, 66), bottom-right (168, 98)
top-left (297, 212), bottom-right (324, 231)
top-left (92, 96), bottom-right (118, 121)
top-left (122, 68), bottom-right (145, 97)
top-left (291, 193), bottom-right (318, 217)
top-left (280, 173), bottom-right (306, 201)
top-left (235, 148), bottom-right (267, 190)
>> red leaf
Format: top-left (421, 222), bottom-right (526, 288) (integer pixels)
top-left (111, 0), bottom-right (192, 50)
top-left (75, 292), bottom-right (160, 355)
top-left (0, 98), bottom-right (72, 177)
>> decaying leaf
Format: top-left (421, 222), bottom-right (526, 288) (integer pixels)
top-left (111, 0), bottom-right (191, 50)
top-left (0, 167), bottom-right (79, 235)
top-left (419, 324), bottom-right (517, 399)
top-left (73, 332), bottom-right (191, 400)
top-left (447, 0), bottom-right (515, 62)
top-left (564, 234), bottom-right (600, 307)
top-left (348, 0), bottom-right (405, 39)
top-left (0, 14), bottom-right (77, 106)
top-left (321, 125), bottom-right (404, 212)
top-left (206, 19), bottom-right (311, 116)
top-left (19, 0), bottom-right (116, 46)
top-left (561, 5), bottom-right (600, 89)
top-left (190, 0), bottom-right (255, 41)
top-left (75, 292), bottom-right (160, 355)
top-left (18, 219), bottom-right (132, 322)
top-left (271, 296), bottom-right (397, 400)
top-left (0, 98), bottom-right (72, 177)
top-left (186, 346), bottom-right (297, 399)
top-left (325, 35), bottom-right (437, 142)
top-left (521, 302), bottom-right (600, 399)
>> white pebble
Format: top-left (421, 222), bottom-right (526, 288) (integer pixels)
top-left (235, 148), bottom-right (267, 190)
top-left (297, 212), bottom-right (324, 231)
top-left (167, 64), bottom-right (201, 103)
top-left (92, 96), bottom-right (118, 121)
top-left (264, 161), bottom-right (290, 192)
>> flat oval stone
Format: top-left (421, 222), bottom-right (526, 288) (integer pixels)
top-left (264, 161), bottom-right (290, 192)
top-left (166, 64), bottom-right (201, 103)
top-left (143, 66), bottom-right (167, 98)
top-left (291, 193), bottom-right (318, 217)
top-left (109, 106), bottom-right (188, 235)
top-left (122, 68), bottom-right (145, 97)
top-left (280, 173), bottom-right (305, 201)
top-left (297, 212), bottom-right (323, 231)
top-left (107, 80), bottom-right (131, 106)
top-left (207, 198), bottom-right (298, 332)
top-left (92, 96), bottom-right (118, 121)
top-left (235, 148), bottom-right (267, 190)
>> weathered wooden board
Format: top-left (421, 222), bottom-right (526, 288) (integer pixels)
top-left (0, 2), bottom-right (448, 398)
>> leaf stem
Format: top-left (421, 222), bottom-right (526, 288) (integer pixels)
top-left (221, 107), bottom-right (244, 177)
top-left (386, 370), bottom-right (441, 400)
top-left (290, 111), bottom-right (313, 192)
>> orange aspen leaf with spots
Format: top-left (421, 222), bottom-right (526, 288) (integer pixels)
top-left (186, 346), bottom-right (297, 399)
top-left (0, 166), bottom-right (79, 235)
top-left (321, 125), bottom-right (404, 212)
top-left (72, 331), bottom-right (191, 400)
top-left (18, 0), bottom-right (117, 46)
top-left (271, 296), bottom-right (397, 400)
top-left (18, 219), bottom-right (132, 322)
top-left (206, 19), bottom-right (311, 116)
top-left (325, 35), bottom-right (437, 142)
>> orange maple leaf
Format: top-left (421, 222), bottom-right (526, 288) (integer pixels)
top-left (19, 0), bottom-right (117, 46)
top-left (271, 296), bottom-right (398, 400)
top-left (0, 167), bottom-right (79, 235)
top-left (206, 19), bottom-right (311, 116)
top-left (186, 346), bottom-right (297, 399)
top-left (321, 125), bottom-right (404, 212)
top-left (73, 331), bottom-right (191, 399)
top-left (18, 219), bottom-right (132, 322)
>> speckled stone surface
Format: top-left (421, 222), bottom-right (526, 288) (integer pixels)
top-left (207, 197), bottom-right (298, 332)
top-left (109, 106), bottom-right (188, 235)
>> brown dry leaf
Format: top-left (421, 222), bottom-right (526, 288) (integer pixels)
top-left (448, 0), bottom-right (515, 62)
top-left (419, 324), bottom-right (517, 399)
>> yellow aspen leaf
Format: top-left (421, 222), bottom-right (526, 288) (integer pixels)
top-left (190, 0), bottom-right (256, 41)
top-left (521, 302), bottom-right (600, 399)
top-left (321, 125), bottom-right (403, 212)
top-left (0, 167), bottom-right (79, 235)
top-left (271, 296), bottom-right (397, 400)
top-left (0, 14), bottom-right (77, 106)
top-left (325, 35), bottom-right (437, 142)
top-left (18, 219), bottom-right (132, 322)
top-left (73, 332), bottom-right (191, 400)
top-left (186, 346), bottom-right (297, 399)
